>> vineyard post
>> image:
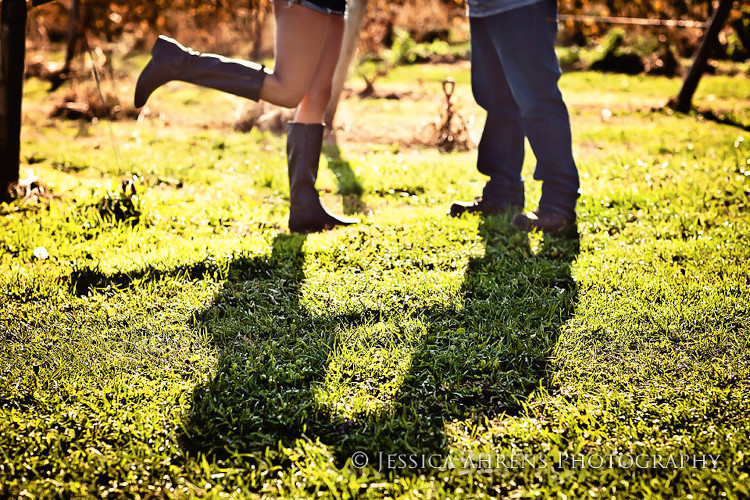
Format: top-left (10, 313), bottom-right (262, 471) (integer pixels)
top-left (672, 0), bottom-right (734, 113)
top-left (0, 0), bottom-right (27, 201)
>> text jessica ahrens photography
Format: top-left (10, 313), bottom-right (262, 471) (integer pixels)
top-left (355, 451), bottom-right (721, 472)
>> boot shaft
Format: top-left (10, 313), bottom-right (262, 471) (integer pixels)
top-left (135, 35), bottom-right (269, 107)
top-left (287, 122), bottom-right (325, 206)
top-left (286, 122), bottom-right (360, 233)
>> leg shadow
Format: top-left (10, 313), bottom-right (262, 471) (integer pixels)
top-left (181, 218), bottom-right (579, 477)
top-left (182, 233), bottom-right (322, 455)
top-left (181, 233), bottom-right (380, 457)
top-left (322, 140), bottom-right (366, 216)
top-left (322, 217), bottom-right (580, 467)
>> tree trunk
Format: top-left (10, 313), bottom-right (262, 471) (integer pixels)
top-left (0, 0), bottom-right (28, 202)
top-left (324, 0), bottom-right (370, 131)
top-left (672, 0), bottom-right (733, 113)
top-left (63, 0), bottom-right (82, 73)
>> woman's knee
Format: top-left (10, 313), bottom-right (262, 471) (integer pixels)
top-left (268, 77), bottom-right (308, 108)
top-left (276, 92), bottom-right (305, 109)
top-left (269, 82), bottom-right (332, 109)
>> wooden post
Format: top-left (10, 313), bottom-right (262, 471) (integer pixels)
top-left (672, 0), bottom-right (734, 113)
top-left (0, 0), bottom-right (28, 201)
top-left (63, 0), bottom-right (82, 73)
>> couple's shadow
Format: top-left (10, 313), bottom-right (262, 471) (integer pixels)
top-left (182, 218), bottom-right (579, 470)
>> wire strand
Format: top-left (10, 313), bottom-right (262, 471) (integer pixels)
top-left (82, 30), bottom-right (126, 175)
top-left (557, 14), bottom-right (710, 29)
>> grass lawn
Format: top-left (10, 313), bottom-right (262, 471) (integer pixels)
top-left (1, 60), bottom-right (749, 498)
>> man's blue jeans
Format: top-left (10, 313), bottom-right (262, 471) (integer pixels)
top-left (471, 0), bottom-right (580, 218)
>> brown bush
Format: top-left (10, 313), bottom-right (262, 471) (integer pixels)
top-left (29, 1), bottom-right (275, 59)
top-left (49, 83), bottom-right (139, 121)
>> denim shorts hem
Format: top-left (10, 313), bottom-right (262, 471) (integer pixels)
top-left (288, 0), bottom-right (345, 16)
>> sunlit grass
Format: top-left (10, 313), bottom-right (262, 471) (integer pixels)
top-left (2, 63), bottom-right (749, 498)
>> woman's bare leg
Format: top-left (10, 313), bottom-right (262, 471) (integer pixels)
top-left (293, 14), bottom-right (345, 124)
top-left (284, 14), bottom-right (356, 233)
top-left (259, 1), bottom-right (330, 108)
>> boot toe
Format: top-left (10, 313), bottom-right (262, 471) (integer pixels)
top-left (134, 62), bottom-right (156, 108)
top-left (134, 36), bottom-right (186, 108)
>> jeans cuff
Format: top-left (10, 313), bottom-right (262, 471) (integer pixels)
top-left (483, 182), bottom-right (525, 209)
top-left (539, 183), bottom-right (580, 219)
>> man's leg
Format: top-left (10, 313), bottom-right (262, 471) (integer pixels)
top-left (481, 0), bottom-right (579, 220)
top-left (472, 16), bottom-right (526, 210)
top-left (458, 16), bottom-right (526, 214)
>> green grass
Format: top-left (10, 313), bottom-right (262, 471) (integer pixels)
top-left (2, 65), bottom-right (750, 498)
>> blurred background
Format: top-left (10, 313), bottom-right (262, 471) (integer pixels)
top-left (17, 0), bottom-right (749, 128)
top-left (25, 0), bottom-right (750, 75)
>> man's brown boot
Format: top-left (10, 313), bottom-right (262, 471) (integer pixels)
top-left (511, 209), bottom-right (576, 235)
top-left (449, 197), bottom-right (518, 217)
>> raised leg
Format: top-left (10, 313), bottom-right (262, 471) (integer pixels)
top-left (134, 0), bottom-right (332, 109)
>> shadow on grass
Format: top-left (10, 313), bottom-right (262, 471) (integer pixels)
top-left (657, 105), bottom-right (750, 133)
top-left (696, 108), bottom-right (750, 133)
top-left (179, 218), bottom-right (579, 476)
top-left (322, 140), bottom-right (367, 216)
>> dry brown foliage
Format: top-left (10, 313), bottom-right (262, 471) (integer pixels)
top-left (25, 0), bottom-right (749, 80)
top-left (27, 0), bottom-right (731, 53)
top-left (2, 175), bottom-right (56, 213)
top-left (49, 82), bottom-right (139, 121)
top-left (234, 102), bottom-right (294, 135)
